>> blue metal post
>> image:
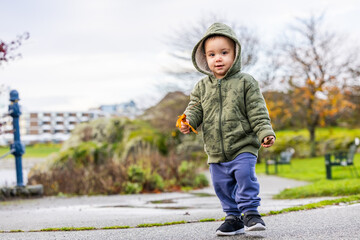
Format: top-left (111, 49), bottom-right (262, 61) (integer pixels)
top-left (8, 90), bottom-right (25, 187)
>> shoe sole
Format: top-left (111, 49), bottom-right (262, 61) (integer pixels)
top-left (245, 223), bottom-right (266, 231)
top-left (216, 228), bottom-right (245, 236)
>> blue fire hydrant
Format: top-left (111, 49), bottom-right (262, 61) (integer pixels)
top-left (8, 90), bottom-right (26, 187)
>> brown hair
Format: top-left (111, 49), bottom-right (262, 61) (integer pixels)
top-left (202, 34), bottom-right (236, 54)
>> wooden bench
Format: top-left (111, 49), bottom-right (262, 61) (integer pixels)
top-left (265, 148), bottom-right (295, 174)
top-left (324, 138), bottom-right (359, 180)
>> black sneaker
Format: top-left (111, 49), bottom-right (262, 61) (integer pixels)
top-left (242, 211), bottom-right (266, 231)
top-left (216, 215), bottom-right (244, 236)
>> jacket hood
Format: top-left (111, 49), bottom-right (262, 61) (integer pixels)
top-left (192, 23), bottom-right (242, 78)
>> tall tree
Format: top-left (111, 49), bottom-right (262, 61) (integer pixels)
top-left (273, 15), bottom-right (359, 156)
top-left (163, 16), bottom-right (260, 93)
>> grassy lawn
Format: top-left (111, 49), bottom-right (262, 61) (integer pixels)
top-left (257, 153), bottom-right (360, 181)
top-left (0, 144), bottom-right (61, 158)
top-left (275, 127), bottom-right (360, 138)
top-left (256, 153), bottom-right (360, 199)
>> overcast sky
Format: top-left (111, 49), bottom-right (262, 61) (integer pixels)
top-left (1, 0), bottom-right (360, 112)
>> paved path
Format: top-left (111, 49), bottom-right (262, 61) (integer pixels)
top-left (2, 203), bottom-right (360, 239)
top-left (1, 168), bottom-right (351, 239)
top-left (0, 172), bottom-right (330, 231)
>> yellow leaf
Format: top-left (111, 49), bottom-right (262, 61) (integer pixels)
top-left (175, 114), bottom-right (198, 134)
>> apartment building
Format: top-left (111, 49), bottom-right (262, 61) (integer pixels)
top-left (0, 110), bottom-right (106, 145)
top-left (0, 86), bottom-right (138, 145)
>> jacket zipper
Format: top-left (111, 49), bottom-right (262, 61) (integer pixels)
top-left (218, 79), bottom-right (228, 161)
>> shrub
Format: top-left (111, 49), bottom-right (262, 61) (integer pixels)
top-left (127, 165), bottom-right (145, 184)
top-left (177, 161), bottom-right (209, 188)
top-left (178, 161), bottom-right (195, 187)
top-left (194, 174), bottom-right (209, 188)
top-left (145, 172), bottom-right (165, 191)
top-left (123, 182), bottom-right (142, 194)
top-left (28, 117), bottom-right (209, 196)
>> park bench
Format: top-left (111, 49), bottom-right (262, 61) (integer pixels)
top-left (265, 148), bottom-right (295, 174)
top-left (324, 138), bottom-right (359, 180)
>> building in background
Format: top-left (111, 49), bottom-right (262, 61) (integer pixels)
top-left (0, 110), bottom-right (107, 145)
top-left (99, 100), bottom-right (140, 119)
top-left (0, 90), bottom-right (141, 145)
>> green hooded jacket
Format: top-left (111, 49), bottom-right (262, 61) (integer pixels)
top-left (185, 23), bottom-right (275, 164)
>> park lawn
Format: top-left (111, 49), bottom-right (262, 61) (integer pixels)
top-left (274, 127), bottom-right (360, 143)
top-left (256, 153), bottom-right (360, 199)
top-left (0, 144), bottom-right (61, 158)
top-left (257, 153), bottom-right (360, 181)
top-left (273, 178), bottom-right (360, 199)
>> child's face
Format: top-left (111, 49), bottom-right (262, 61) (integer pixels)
top-left (204, 36), bottom-right (235, 79)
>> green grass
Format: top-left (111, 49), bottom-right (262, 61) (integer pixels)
top-left (262, 127), bottom-right (360, 159)
top-left (0, 143), bottom-right (61, 158)
top-left (274, 179), bottom-right (360, 199)
top-left (101, 226), bottom-right (130, 229)
top-left (257, 153), bottom-right (360, 198)
top-left (199, 218), bottom-right (216, 222)
top-left (40, 227), bottom-right (96, 231)
top-left (136, 223), bottom-right (164, 228)
top-left (275, 127), bottom-right (360, 138)
top-left (257, 153), bottom-right (360, 181)
top-left (163, 221), bottom-right (186, 225)
top-left (267, 195), bottom-right (360, 215)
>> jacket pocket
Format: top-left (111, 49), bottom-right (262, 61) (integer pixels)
top-left (223, 121), bottom-right (248, 156)
top-left (202, 124), bottom-right (221, 155)
top-left (240, 119), bottom-right (252, 135)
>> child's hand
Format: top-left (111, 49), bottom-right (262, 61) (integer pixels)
top-left (180, 119), bottom-right (191, 134)
top-left (261, 136), bottom-right (275, 148)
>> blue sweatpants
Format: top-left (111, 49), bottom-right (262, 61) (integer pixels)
top-left (209, 152), bottom-right (260, 216)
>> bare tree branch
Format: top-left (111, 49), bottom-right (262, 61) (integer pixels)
top-left (162, 16), bottom-right (260, 93)
top-left (0, 32), bottom-right (30, 66)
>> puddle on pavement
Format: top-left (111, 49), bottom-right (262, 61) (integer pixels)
top-left (96, 194), bottom-right (215, 210)
top-left (98, 198), bottom-right (193, 210)
top-left (156, 206), bottom-right (191, 210)
top-left (190, 193), bottom-right (216, 197)
top-left (97, 204), bottom-right (192, 210)
top-left (149, 199), bottom-right (176, 204)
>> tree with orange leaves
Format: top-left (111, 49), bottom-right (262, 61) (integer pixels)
top-left (270, 14), bottom-right (360, 156)
top-left (263, 91), bottom-right (294, 129)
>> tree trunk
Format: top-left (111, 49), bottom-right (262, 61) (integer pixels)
top-left (309, 125), bottom-right (316, 157)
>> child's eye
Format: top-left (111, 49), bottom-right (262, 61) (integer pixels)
top-left (222, 51), bottom-right (228, 55)
top-left (208, 53), bottom-right (215, 57)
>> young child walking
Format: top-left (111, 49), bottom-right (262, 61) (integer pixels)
top-left (179, 22), bottom-right (276, 236)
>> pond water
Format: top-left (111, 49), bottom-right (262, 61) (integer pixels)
top-left (0, 158), bottom-right (43, 187)
top-left (0, 169), bottom-right (29, 187)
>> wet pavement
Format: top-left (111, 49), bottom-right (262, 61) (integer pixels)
top-left (2, 203), bottom-right (360, 240)
top-left (0, 158), bottom-right (353, 239)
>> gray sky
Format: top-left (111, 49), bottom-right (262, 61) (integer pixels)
top-left (1, 0), bottom-right (360, 112)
